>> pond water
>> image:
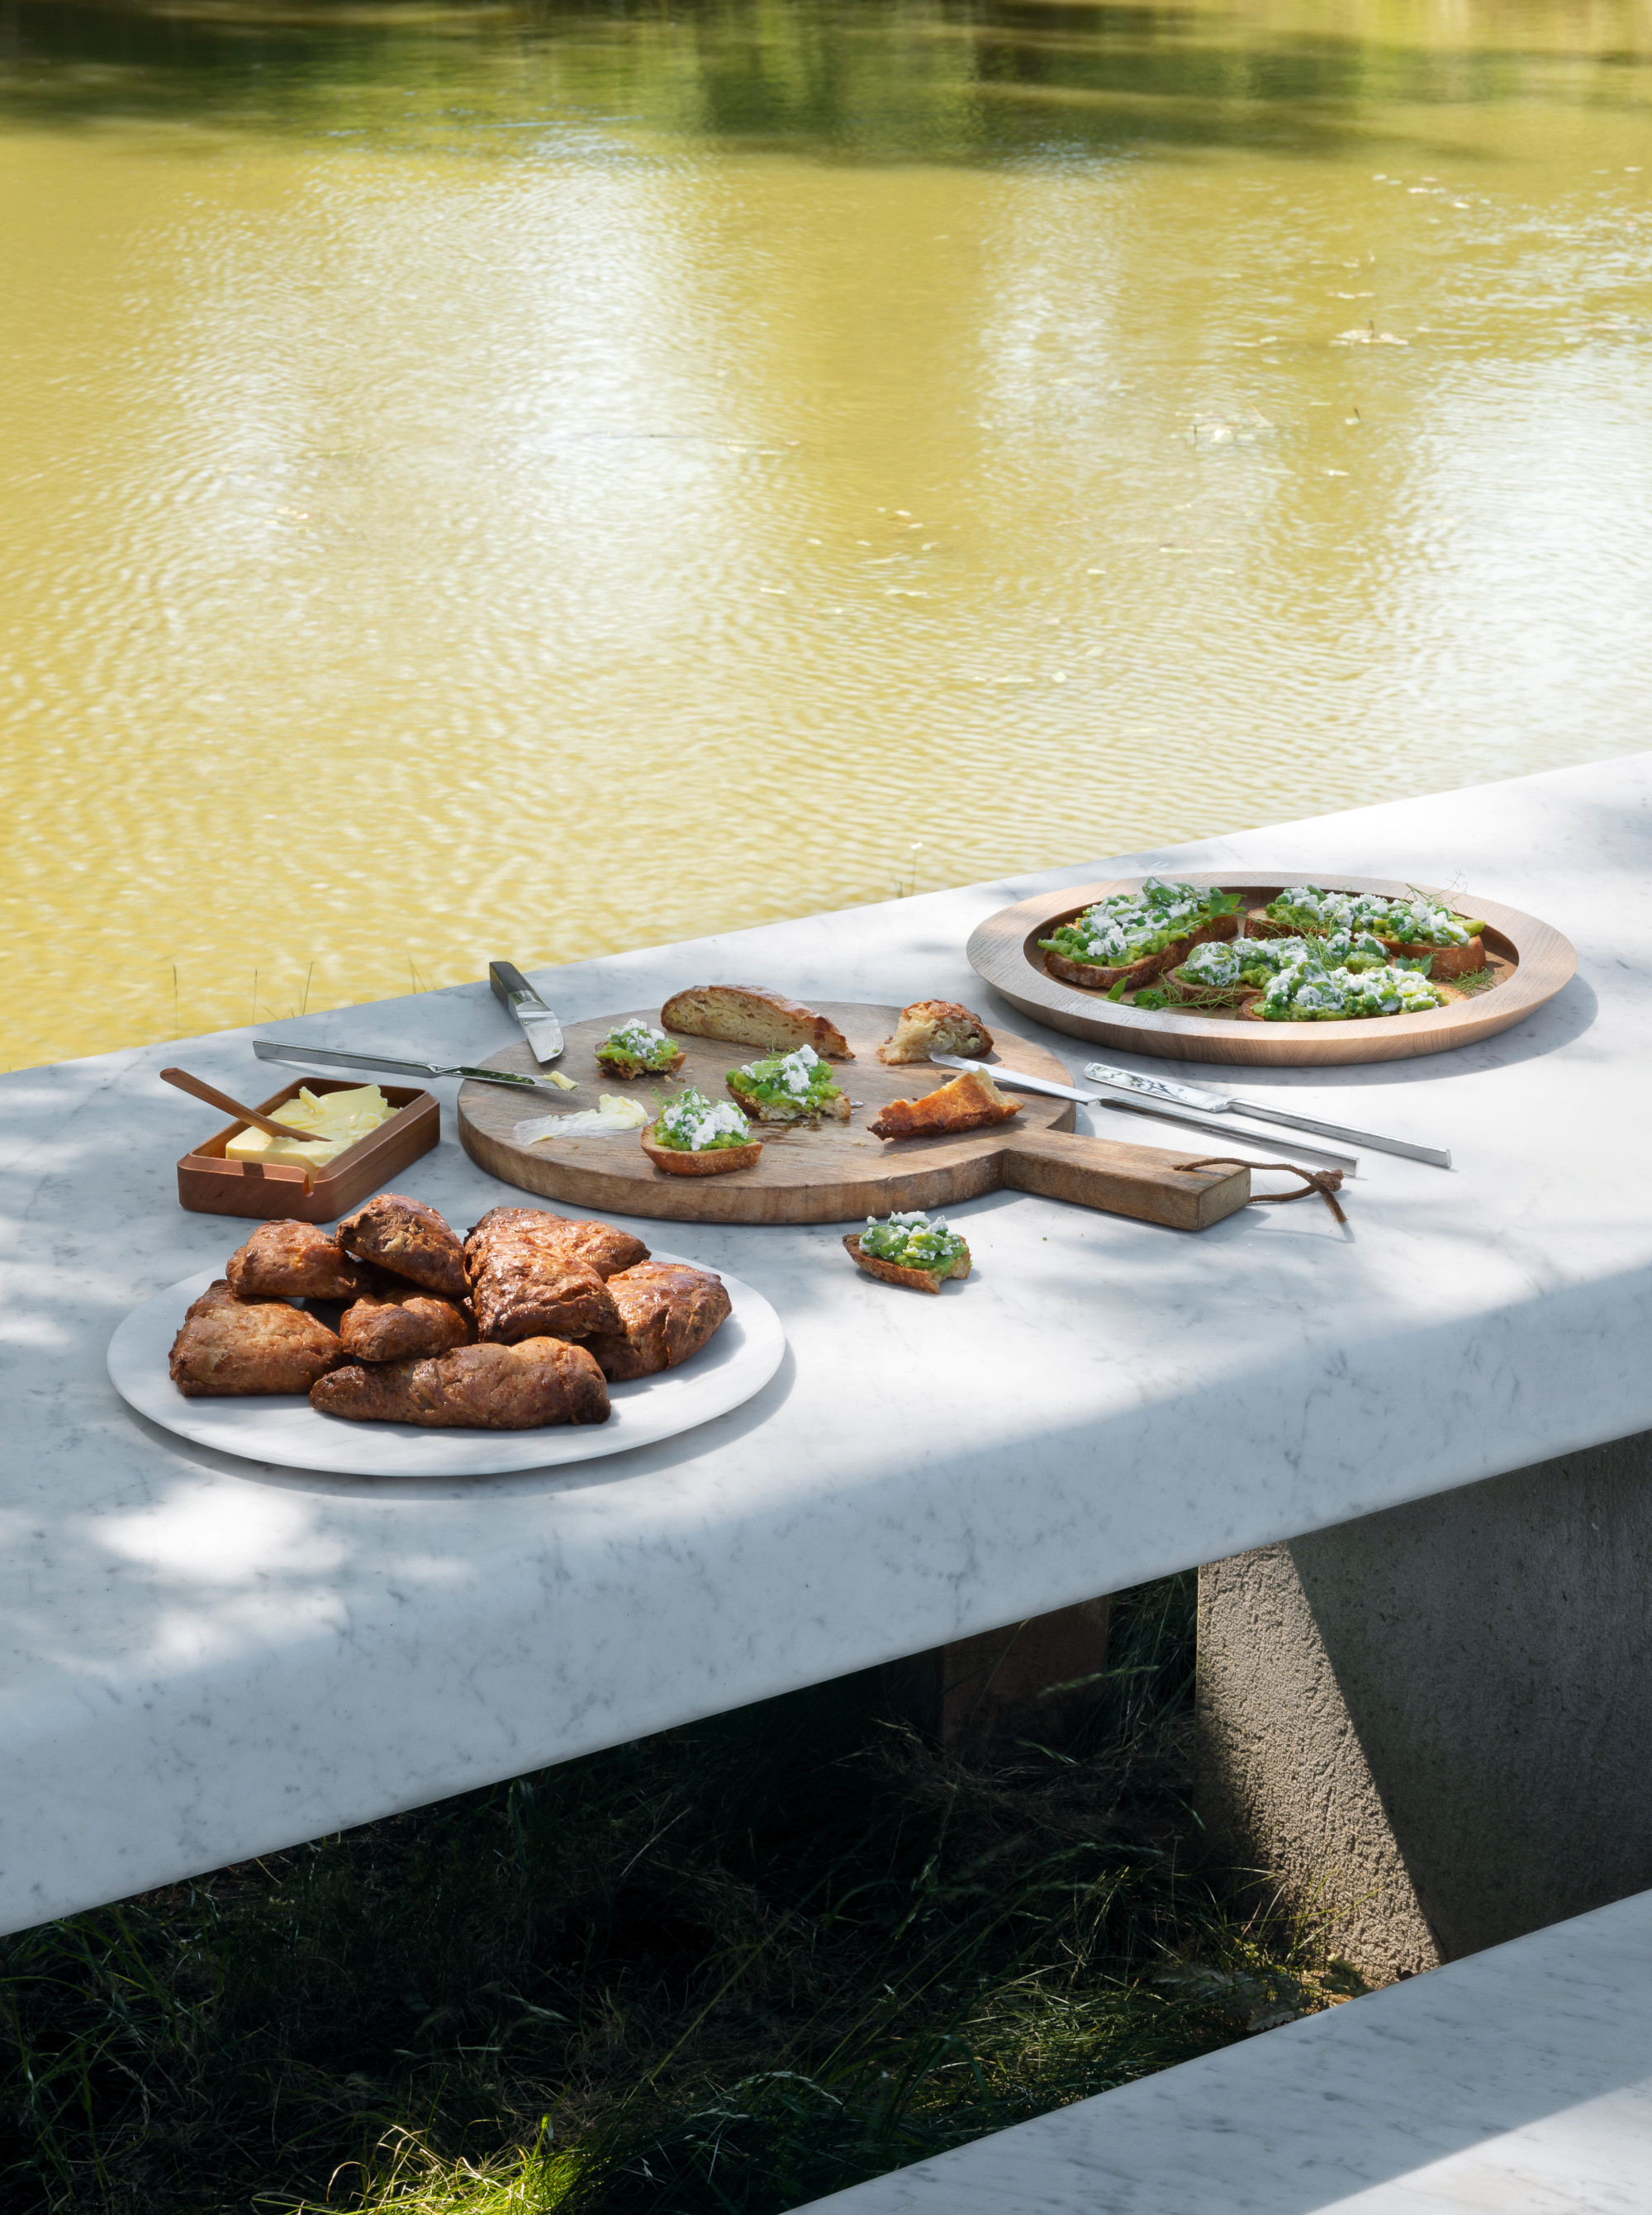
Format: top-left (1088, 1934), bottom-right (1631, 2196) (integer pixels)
top-left (2, 0), bottom-right (1649, 1067)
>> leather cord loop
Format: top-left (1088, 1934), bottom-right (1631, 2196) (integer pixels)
top-left (1176, 1157), bottom-right (1348, 1225)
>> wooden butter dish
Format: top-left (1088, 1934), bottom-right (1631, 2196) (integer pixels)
top-left (177, 1077), bottom-right (439, 1222)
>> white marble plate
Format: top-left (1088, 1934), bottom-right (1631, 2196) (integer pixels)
top-left (107, 1257), bottom-right (786, 1477)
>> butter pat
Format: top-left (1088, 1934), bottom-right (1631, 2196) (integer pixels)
top-left (515, 1094), bottom-right (649, 1145)
top-left (225, 1129), bottom-right (340, 1169)
top-left (225, 1083), bottom-right (399, 1169)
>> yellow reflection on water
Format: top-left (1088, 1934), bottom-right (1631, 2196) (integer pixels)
top-left (2, 0), bottom-right (1650, 1067)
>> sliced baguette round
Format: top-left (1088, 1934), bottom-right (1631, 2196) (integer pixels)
top-left (843, 1233), bottom-right (971, 1294)
top-left (596, 1047), bottom-right (686, 1081)
top-left (640, 1123), bottom-right (764, 1176)
top-left (725, 1071), bottom-right (852, 1124)
top-left (659, 985), bottom-right (852, 1059)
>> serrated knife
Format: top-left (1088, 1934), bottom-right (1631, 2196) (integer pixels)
top-left (1079, 1061), bottom-right (1449, 1168)
top-left (252, 1038), bottom-right (569, 1093)
top-left (488, 960), bottom-right (564, 1064)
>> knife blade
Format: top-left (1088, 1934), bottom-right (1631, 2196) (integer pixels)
top-left (252, 1039), bottom-right (569, 1094)
top-left (929, 1055), bottom-right (1359, 1170)
top-left (488, 960), bottom-right (564, 1064)
top-left (1080, 1059), bottom-right (1450, 1169)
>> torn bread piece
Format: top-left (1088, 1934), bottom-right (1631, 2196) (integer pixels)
top-left (660, 985), bottom-right (852, 1060)
top-left (867, 1068), bottom-right (1023, 1141)
top-left (876, 1001), bottom-right (995, 1065)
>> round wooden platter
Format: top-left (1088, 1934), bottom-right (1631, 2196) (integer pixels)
top-left (456, 1002), bottom-right (1251, 1232)
top-left (966, 873), bottom-right (1576, 1068)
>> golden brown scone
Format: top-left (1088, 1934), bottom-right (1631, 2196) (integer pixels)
top-left (463, 1210), bottom-right (628, 1343)
top-left (843, 1233), bottom-right (971, 1294)
top-left (339, 1286), bottom-right (474, 1363)
top-left (225, 1220), bottom-right (371, 1301)
top-left (659, 985), bottom-right (852, 1060)
top-left (876, 1001), bottom-right (995, 1065)
top-left (311, 1338), bottom-right (610, 1429)
top-left (463, 1207), bottom-right (648, 1281)
top-left (169, 1279), bottom-right (344, 1397)
top-left (583, 1262), bottom-right (733, 1382)
top-left (337, 1193), bottom-right (468, 1297)
top-left (867, 1069), bottom-right (1023, 1142)
top-left (641, 1126), bottom-right (763, 1176)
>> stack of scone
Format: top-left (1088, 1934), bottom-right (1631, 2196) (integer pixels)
top-left (167, 1195), bottom-right (730, 1431)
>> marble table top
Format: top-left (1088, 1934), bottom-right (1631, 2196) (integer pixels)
top-left (2, 753), bottom-right (1648, 1932)
top-left (789, 1884), bottom-right (1652, 2214)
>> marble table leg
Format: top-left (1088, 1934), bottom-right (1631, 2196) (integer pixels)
top-left (884, 1597), bottom-right (1110, 1761)
top-left (1194, 1430), bottom-right (1652, 1984)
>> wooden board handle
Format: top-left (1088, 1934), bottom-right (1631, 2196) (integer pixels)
top-left (996, 1127), bottom-right (1250, 1232)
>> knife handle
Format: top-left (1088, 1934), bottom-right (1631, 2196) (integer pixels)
top-left (490, 960), bottom-right (533, 1008)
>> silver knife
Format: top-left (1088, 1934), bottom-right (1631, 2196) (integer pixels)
top-left (488, 960), bottom-right (564, 1064)
top-left (253, 1038), bottom-right (569, 1094)
top-left (930, 1054), bottom-right (1358, 1170)
top-left (1080, 1059), bottom-right (1449, 1169)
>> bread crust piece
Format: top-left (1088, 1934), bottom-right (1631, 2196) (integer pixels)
top-left (583, 1262), bottom-right (733, 1381)
top-left (843, 1233), bottom-right (971, 1294)
top-left (338, 1194), bottom-right (468, 1297)
top-left (169, 1279), bottom-right (345, 1396)
top-left (876, 1001), bottom-right (995, 1065)
top-left (724, 1072), bottom-right (852, 1125)
top-left (311, 1338), bottom-right (610, 1429)
top-left (867, 1069), bottom-right (1023, 1142)
top-left (659, 986), bottom-right (852, 1060)
top-left (641, 1126), bottom-right (763, 1176)
top-left (225, 1220), bottom-right (371, 1301)
top-left (339, 1286), bottom-right (474, 1363)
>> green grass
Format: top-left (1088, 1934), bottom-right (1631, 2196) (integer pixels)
top-left (1, 1579), bottom-right (1346, 2215)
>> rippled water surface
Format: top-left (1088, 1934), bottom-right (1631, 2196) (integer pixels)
top-left (3, 0), bottom-right (1650, 1067)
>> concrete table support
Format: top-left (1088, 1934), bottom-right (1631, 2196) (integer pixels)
top-left (1194, 1429), bottom-right (1652, 1984)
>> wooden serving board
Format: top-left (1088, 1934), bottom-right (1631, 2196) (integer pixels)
top-left (967, 874), bottom-right (1576, 1068)
top-left (457, 1002), bottom-right (1251, 1231)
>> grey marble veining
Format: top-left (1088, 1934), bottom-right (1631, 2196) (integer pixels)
top-left (788, 1885), bottom-right (1652, 2213)
top-left (2, 755), bottom-right (1649, 1932)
